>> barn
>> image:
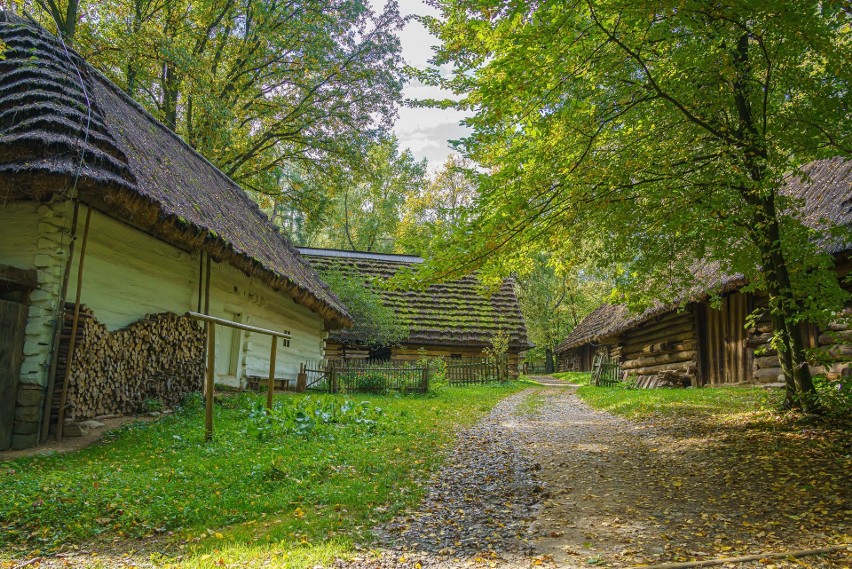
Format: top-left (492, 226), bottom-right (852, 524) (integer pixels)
top-left (0, 13), bottom-right (351, 450)
top-left (555, 157), bottom-right (852, 387)
top-left (298, 248), bottom-right (532, 374)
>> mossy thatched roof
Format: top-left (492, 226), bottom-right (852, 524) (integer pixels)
top-left (0, 13), bottom-right (350, 329)
top-left (299, 248), bottom-right (533, 351)
top-left (556, 157), bottom-right (852, 353)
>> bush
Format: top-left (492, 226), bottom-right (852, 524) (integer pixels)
top-left (354, 373), bottom-right (387, 393)
top-left (813, 374), bottom-right (852, 418)
top-left (247, 396), bottom-right (384, 440)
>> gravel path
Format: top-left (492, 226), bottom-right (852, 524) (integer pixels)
top-left (339, 385), bottom-right (850, 569)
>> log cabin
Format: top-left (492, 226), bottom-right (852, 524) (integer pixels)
top-left (0, 14), bottom-right (351, 450)
top-left (555, 157), bottom-right (852, 387)
top-left (297, 248), bottom-right (533, 374)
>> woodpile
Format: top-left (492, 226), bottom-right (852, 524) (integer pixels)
top-left (620, 311), bottom-right (697, 388)
top-left (53, 304), bottom-right (204, 422)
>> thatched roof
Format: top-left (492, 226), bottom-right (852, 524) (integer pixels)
top-left (298, 248), bottom-right (533, 350)
top-left (0, 13), bottom-right (351, 329)
top-left (556, 157), bottom-right (852, 353)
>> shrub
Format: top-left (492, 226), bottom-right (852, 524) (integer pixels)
top-left (247, 396), bottom-right (384, 440)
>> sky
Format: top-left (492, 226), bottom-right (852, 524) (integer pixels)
top-left (371, 0), bottom-right (471, 171)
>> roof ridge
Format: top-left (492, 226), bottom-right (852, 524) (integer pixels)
top-left (298, 247), bottom-right (425, 263)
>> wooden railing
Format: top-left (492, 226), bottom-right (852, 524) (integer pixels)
top-left (185, 312), bottom-right (290, 441)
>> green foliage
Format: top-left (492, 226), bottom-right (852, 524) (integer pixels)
top-left (0, 387), bottom-right (523, 556)
top-left (142, 398), bottom-right (164, 413)
top-left (395, 155), bottom-right (476, 255)
top-left (516, 254), bottom-right (608, 366)
top-left (811, 375), bottom-right (852, 419)
top-left (19, 0), bottom-right (405, 196)
top-left (319, 268), bottom-right (408, 347)
top-left (550, 371), bottom-right (593, 386)
top-left (294, 136), bottom-right (428, 251)
top-left (416, 0), bottom-right (852, 409)
top-left (247, 396), bottom-right (384, 440)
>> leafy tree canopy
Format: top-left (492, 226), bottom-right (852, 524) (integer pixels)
top-left (414, 0), bottom-right (852, 409)
top-left (516, 254), bottom-right (608, 370)
top-left (20, 0), bottom-right (406, 196)
top-left (319, 269), bottom-right (408, 348)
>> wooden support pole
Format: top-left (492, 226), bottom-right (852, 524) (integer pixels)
top-left (41, 199), bottom-right (81, 442)
top-left (205, 321), bottom-right (215, 442)
top-left (56, 205), bottom-right (92, 440)
top-left (267, 335), bottom-right (277, 410)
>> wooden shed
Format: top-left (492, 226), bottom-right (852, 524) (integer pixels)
top-left (298, 248), bottom-right (533, 374)
top-left (0, 14), bottom-right (351, 449)
top-left (556, 157), bottom-right (852, 387)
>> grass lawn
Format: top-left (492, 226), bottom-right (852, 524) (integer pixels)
top-left (0, 383), bottom-right (524, 567)
top-left (576, 384), bottom-right (783, 420)
top-left (550, 371), bottom-right (592, 385)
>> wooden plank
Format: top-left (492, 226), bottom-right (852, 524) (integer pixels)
top-left (0, 264), bottom-right (38, 289)
top-left (0, 300), bottom-right (27, 450)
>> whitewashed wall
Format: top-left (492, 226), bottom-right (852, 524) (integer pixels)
top-left (65, 207), bottom-right (328, 386)
top-left (0, 200), bottom-right (71, 447)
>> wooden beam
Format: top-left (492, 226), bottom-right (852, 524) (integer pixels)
top-left (185, 312), bottom-right (291, 339)
top-left (0, 264), bottom-right (38, 289)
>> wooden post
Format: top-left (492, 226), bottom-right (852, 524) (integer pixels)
top-left (205, 322), bottom-right (215, 442)
top-left (56, 205), bottom-right (92, 440)
top-left (42, 199), bottom-right (81, 442)
top-left (267, 335), bottom-right (277, 410)
top-left (296, 362), bottom-right (307, 392)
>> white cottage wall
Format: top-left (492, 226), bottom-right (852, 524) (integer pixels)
top-left (65, 207), bottom-right (327, 387)
top-left (0, 200), bottom-right (72, 447)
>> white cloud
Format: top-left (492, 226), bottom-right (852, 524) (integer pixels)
top-left (372, 0), bottom-right (472, 169)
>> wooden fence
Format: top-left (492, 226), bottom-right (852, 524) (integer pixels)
top-left (445, 356), bottom-right (508, 385)
top-left (303, 359), bottom-right (429, 394)
top-left (591, 354), bottom-right (622, 387)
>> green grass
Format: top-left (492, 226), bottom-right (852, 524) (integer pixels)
top-left (575, 385), bottom-right (782, 420)
top-left (551, 371), bottom-right (592, 385)
top-left (0, 384), bottom-right (524, 566)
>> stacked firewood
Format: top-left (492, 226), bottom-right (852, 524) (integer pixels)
top-left (54, 304), bottom-right (204, 421)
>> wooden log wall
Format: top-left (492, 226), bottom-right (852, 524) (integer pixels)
top-left (747, 299), bottom-right (851, 383)
top-left (558, 346), bottom-right (587, 372)
top-left (53, 303), bottom-right (204, 422)
top-left (619, 310), bottom-right (698, 388)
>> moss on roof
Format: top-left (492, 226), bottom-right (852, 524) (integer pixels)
top-left (299, 249), bottom-right (533, 350)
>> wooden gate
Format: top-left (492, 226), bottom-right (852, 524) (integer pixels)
top-left (700, 292), bottom-right (753, 384)
top-left (1, 299), bottom-right (27, 450)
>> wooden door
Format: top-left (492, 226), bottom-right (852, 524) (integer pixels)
top-left (1, 299), bottom-right (27, 450)
top-left (702, 292), bottom-right (752, 384)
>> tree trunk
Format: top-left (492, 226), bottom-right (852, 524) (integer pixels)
top-left (755, 196), bottom-right (818, 412)
top-left (545, 348), bottom-right (554, 374)
top-left (730, 32), bottom-right (817, 412)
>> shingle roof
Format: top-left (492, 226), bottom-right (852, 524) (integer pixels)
top-left (0, 13), bottom-right (351, 329)
top-left (299, 248), bottom-right (534, 350)
top-left (556, 157), bottom-right (852, 353)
